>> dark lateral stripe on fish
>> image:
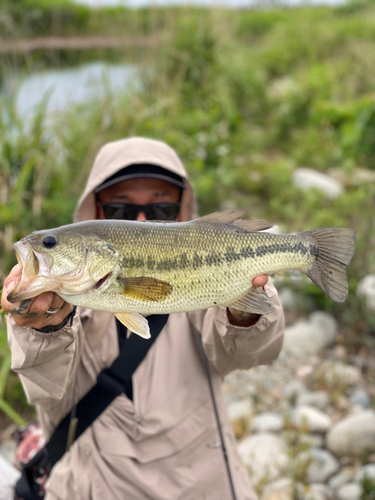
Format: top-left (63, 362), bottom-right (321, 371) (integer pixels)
top-left (121, 240), bottom-right (318, 271)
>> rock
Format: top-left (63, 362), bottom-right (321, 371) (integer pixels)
top-left (316, 362), bottom-right (361, 388)
top-left (297, 391), bottom-right (330, 411)
top-left (329, 166), bottom-right (375, 187)
top-left (292, 168), bottom-right (344, 199)
top-left (262, 478), bottom-right (293, 500)
top-left (349, 387), bottom-right (371, 408)
top-left (277, 286), bottom-right (313, 312)
top-left (283, 312), bottom-right (338, 356)
top-left (278, 287), bottom-right (296, 310)
top-left (300, 434), bottom-right (324, 448)
top-left (237, 433), bottom-right (289, 485)
top-left (328, 469), bottom-right (354, 491)
top-left (0, 455), bottom-right (21, 500)
top-left (283, 380), bottom-right (306, 401)
top-left (251, 413), bottom-right (284, 433)
top-left (326, 410), bottom-right (375, 458)
top-left (0, 440), bottom-right (17, 464)
top-left (336, 482), bottom-right (363, 500)
top-left (357, 274), bottom-right (375, 310)
top-left (227, 399), bottom-right (252, 421)
top-left (304, 448), bottom-right (340, 483)
top-left (292, 405), bottom-right (332, 433)
top-left (227, 399), bottom-right (252, 439)
top-left (301, 483), bottom-right (333, 500)
top-left (355, 463), bottom-right (375, 482)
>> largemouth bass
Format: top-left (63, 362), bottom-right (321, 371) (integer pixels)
top-left (7, 209), bottom-right (355, 338)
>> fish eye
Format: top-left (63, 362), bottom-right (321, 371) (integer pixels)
top-left (42, 235), bottom-right (58, 249)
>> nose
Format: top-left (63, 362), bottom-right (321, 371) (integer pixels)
top-left (136, 211), bottom-right (147, 222)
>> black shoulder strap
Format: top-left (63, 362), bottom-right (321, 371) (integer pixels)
top-left (46, 314), bottom-right (169, 467)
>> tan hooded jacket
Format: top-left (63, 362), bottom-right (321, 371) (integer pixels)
top-left (8, 137), bottom-right (285, 500)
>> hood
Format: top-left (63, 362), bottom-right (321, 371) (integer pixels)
top-left (74, 137), bottom-right (197, 223)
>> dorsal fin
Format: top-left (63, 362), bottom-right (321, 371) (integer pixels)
top-left (232, 220), bottom-right (272, 233)
top-left (192, 209), bottom-right (271, 233)
top-left (192, 209), bottom-right (244, 224)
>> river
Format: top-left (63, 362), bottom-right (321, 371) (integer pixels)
top-left (2, 61), bottom-right (135, 122)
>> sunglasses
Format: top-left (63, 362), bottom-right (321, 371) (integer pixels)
top-left (98, 202), bottom-right (180, 221)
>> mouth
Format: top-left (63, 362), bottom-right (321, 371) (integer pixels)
top-left (7, 241), bottom-right (55, 303)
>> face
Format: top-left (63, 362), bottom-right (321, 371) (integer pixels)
top-left (96, 177), bottom-right (182, 222)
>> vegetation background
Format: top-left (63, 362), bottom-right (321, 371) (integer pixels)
top-left (0, 0), bottom-right (374, 428)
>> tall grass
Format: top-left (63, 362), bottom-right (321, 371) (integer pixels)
top-left (1, 2), bottom-right (375, 422)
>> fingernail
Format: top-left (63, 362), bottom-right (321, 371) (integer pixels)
top-left (7, 281), bottom-right (16, 293)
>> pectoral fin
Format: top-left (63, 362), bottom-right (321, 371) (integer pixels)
top-left (118, 277), bottom-right (173, 302)
top-left (228, 287), bottom-right (274, 315)
top-left (115, 312), bottom-right (150, 339)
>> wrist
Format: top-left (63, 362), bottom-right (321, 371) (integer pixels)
top-left (35, 306), bottom-right (77, 334)
top-left (227, 308), bottom-right (261, 327)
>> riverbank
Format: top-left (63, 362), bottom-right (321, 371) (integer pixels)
top-left (1, 304), bottom-right (374, 499)
top-left (0, 36), bottom-right (157, 54)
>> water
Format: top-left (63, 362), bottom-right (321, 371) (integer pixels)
top-left (2, 61), bottom-right (135, 122)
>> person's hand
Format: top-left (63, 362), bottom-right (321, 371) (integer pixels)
top-left (227, 274), bottom-right (269, 326)
top-left (1, 264), bottom-right (72, 330)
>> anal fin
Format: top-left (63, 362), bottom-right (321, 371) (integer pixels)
top-left (228, 287), bottom-right (274, 315)
top-left (115, 312), bottom-right (150, 339)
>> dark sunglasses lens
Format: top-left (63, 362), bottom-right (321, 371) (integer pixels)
top-left (149, 204), bottom-right (179, 221)
top-left (102, 205), bottom-right (137, 220)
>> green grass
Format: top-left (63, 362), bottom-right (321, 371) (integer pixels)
top-left (1, 1), bottom-right (375, 421)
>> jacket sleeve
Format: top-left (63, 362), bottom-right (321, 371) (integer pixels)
top-left (7, 315), bottom-right (79, 405)
top-left (188, 281), bottom-right (285, 376)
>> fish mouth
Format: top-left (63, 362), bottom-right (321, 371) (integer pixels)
top-left (7, 241), bottom-right (56, 303)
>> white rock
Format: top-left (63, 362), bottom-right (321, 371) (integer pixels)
top-left (292, 168), bottom-right (344, 199)
top-left (283, 380), bottom-right (306, 400)
top-left (297, 391), bottom-right (330, 411)
top-left (300, 434), bottom-right (324, 448)
top-left (282, 312), bottom-right (338, 356)
top-left (310, 311), bottom-right (338, 342)
top-left (237, 433), bottom-right (289, 485)
top-left (301, 483), bottom-right (333, 500)
top-left (304, 448), bottom-right (340, 483)
top-left (227, 399), bottom-right (252, 421)
top-left (262, 478), bottom-right (293, 500)
top-left (251, 413), bottom-right (284, 433)
top-left (355, 463), bottom-right (375, 482)
top-left (292, 405), bottom-right (332, 433)
top-left (328, 469), bottom-right (355, 491)
top-left (357, 275), bottom-right (375, 310)
top-left (349, 387), bottom-right (371, 408)
top-left (319, 362), bottom-right (361, 388)
top-left (326, 410), bottom-right (375, 458)
top-left (336, 482), bottom-right (363, 500)
top-left (278, 287), bottom-right (296, 310)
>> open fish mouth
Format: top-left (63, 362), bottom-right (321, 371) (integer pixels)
top-left (7, 241), bottom-right (56, 303)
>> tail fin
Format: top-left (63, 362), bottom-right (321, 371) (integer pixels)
top-left (305, 228), bottom-right (356, 302)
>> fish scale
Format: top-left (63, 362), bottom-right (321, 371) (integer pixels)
top-left (8, 210), bottom-right (356, 338)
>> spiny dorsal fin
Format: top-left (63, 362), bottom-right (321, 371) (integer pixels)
top-left (232, 220), bottom-right (272, 233)
top-left (192, 209), bottom-right (271, 232)
top-left (118, 277), bottom-right (173, 302)
top-left (192, 209), bottom-right (244, 224)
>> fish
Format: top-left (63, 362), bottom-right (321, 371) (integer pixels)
top-left (7, 209), bottom-right (356, 339)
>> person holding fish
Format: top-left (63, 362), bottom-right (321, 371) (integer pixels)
top-left (2, 137), bottom-right (354, 500)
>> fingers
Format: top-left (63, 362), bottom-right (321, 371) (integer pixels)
top-left (2, 273), bottom-right (72, 330)
top-left (252, 274), bottom-right (269, 288)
